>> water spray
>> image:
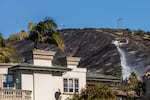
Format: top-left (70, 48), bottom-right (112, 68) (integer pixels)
top-left (112, 39), bottom-right (131, 81)
top-left (113, 39), bottom-right (146, 81)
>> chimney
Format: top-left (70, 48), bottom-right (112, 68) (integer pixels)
top-left (66, 57), bottom-right (81, 68)
top-left (33, 49), bottom-right (56, 66)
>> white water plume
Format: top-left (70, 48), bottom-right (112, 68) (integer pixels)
top-left (116, 46), bottom-right (131, 80)
top-left (112, 40), bottom-right (131, 80)
top-left (112, 40), bottom-right (146, 81)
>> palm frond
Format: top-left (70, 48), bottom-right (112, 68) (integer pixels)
top-left (44, 17), bottom-right (57, 29)
top-left (52, 32), bottom-right (65, 51)
top-left (28, 18), bottom-right (64, 51)
top-left (28, 23), bottom-right (35, 31)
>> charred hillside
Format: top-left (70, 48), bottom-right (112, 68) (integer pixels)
top-left (11, 28), bottom-right (150, 75)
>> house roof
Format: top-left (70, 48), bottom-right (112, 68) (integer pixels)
top-left (8, 63), bottom-right (121, 82)
top-left (86, 72), bottom-right (121, 82)
top-left (9, 63), bottom-right (72, 72)
top-left (0, 63), bottom-right (18, 68)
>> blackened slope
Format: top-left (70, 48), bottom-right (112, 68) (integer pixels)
top-left (11, 28), bottom-right (150, 75)
top-left (58, 29), bottom-right (121, 74)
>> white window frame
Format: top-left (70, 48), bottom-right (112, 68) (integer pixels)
top-left (63, 78), bottom-right (79, 93)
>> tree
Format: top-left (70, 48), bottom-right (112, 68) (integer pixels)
top-left (0, 34), bottom-right (18, 63)
top-left (129, 72), bottom-right (139, 90)
top-left (135, 82), bottom-right (145, 96)
top-left (29, 17), bottom-right (65, 51)
top-left (119, 72), bottom-right (139, 92)
top-left (72, 83), bottom-right (116, 100)
top-left (129, 72), bottom-right (145, 96)
top-left (7, 30), bottom-right (29, 43)
top-left (119, 72), bottom-right (145, 99)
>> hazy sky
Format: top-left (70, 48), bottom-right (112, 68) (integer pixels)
top-left (0, 0), bottom-right (150, 38)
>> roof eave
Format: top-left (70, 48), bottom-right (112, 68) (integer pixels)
top-left (9, 64), bottom-right (72, 72)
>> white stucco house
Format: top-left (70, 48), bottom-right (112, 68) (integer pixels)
top-left (0, 49), bottom-right (87, 100)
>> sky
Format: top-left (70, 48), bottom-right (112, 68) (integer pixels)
top-left (0, 0), bottom-right (150, 38)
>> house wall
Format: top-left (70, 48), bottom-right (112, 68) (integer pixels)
top-left (63, 68), bottom-right (87, 90)
top-left (34, 73), bottom-right (53, 100)
top-left (33, 59), bottom-right (52, 66)
top-left (21, 74), bottom-right (34, 100)
top-left (32, 49), bottom-right (55, 67)
top-left (0, 68), bottom-right (8, 88)
top-left (20, 71), bottom-right (63, 100)
top-left (19, 67), bottom-right (86, 100)
top-left (62, 68), bottom-right (87, 100)
top-left (34, 73), bottom-right (63, 100)
top-left (0, 68), bottom-right (8, 74)
top-left (51, 75), bottom-right (63, 100)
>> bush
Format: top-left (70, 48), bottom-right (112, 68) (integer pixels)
top-left (71, 83), bottom-right (116, 100)
top-left (7, 30), bottom-right (29, 43)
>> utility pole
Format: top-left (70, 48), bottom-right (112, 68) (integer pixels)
top-left (117, 18), bottom-right (123, 29)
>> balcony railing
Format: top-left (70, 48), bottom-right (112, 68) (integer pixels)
top-left (0, 89), bottom-right (32, 100)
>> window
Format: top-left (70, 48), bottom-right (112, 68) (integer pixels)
top-left (64, 79), bottom-right (68, 92)
top-left (69, 79), bottom-right (73, 92)
top-left (75, 79), bottom-right (79, 92)
top-left (3, 74), bottom-right (14, 87)
top-left (63, 78), bottom-right (79, 93)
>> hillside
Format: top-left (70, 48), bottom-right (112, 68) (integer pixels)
top-left (10, 28), bottom-right (150, 75)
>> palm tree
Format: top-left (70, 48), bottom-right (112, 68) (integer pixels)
top-left (29, 17), bottom-right (65, 51)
